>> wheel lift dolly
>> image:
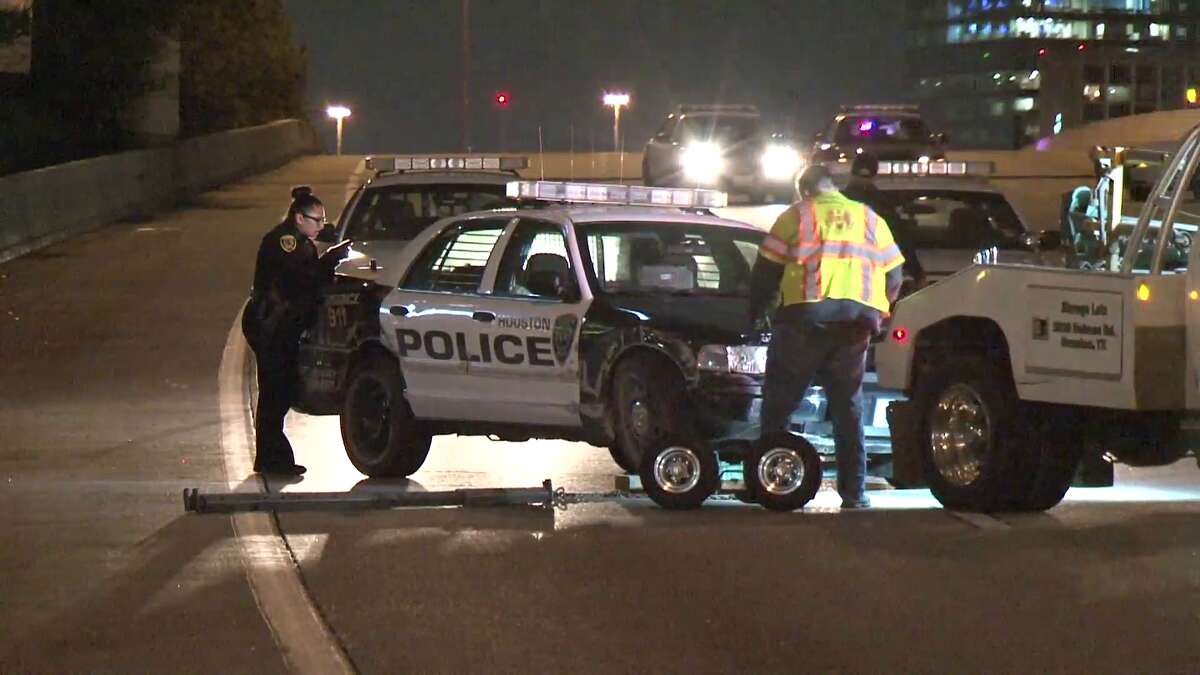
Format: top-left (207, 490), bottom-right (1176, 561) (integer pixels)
top-left (182, 479), bottom-right (597, 514)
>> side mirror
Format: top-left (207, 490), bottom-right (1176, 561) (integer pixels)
top-left (526, 270), bottom-right (566, 299)
top-left (316, 224), bottom-right (340, 244)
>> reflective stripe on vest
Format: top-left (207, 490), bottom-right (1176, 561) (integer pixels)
top-left (777, 194), bottom-right (895, 313)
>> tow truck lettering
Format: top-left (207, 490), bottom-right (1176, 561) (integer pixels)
top-left (396, 329), bottom-right (556, 366)
top-left (1060, 301), bottom-right (1108, 317)
top-left (496, 316), bottom-right (553, 331)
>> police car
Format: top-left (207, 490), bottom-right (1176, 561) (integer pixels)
top-left (642, 104), bottom-right (802, 202)
top-left (811, 105), bottom-right (947, 166)
top-left (330, 155), bottom-right (528, 279)
top-left (295, 181), bottom-right (790, 480)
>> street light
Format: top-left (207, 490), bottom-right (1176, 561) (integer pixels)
top-left (326, 105), bottom-right (352, 156)
top-left (603, 92), bottom-right (630, 180)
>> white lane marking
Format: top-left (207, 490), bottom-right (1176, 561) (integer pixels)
top-left (219, 308), bottom-right (355, 675)
top-left (947, 510), bottom-right (1011, 531)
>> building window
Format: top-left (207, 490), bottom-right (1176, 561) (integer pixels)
top-left (1014, 96), bottom-right (1037, 112)
top-left (1107, 85), bottom-right (1132, 103)
top-left (1096, 22), bottom-right (1106, 39)
top-left (1084, 84), bottom-right (1105, 101)
top-left (1150, 23), bottom-right (1170, 41)
top-left (1110, 64), bottom-right (1132, 85)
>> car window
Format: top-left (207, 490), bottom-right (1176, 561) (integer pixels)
top-left (345, 184), bottom-right (514, 241)
top-left (886, 190), bottom-right (1025, 251)
top-left (676, 115), bottom-right (759, 143)
top-left (402, 220), bottom-right (507, 293)
top-left (578, 222), bottom-right (762, 296)
top-left (836, 116), bottom-right (930, 143)
top-left (493, 221), bottom-right (573, 299)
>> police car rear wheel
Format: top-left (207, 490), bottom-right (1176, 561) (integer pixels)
top-left (611, 355), bottom-right (687, 474)
top-left (341, 355), bottom-right (431, 478)
top-left (744, 434), bottom-right (822, 512)
top-left (639, 436), bottom-right (719, 510)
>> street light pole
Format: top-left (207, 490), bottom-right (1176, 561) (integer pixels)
top-left (603, 92), bottom-right (630, 181)
top-left (326, 105), bottom-right (352, 156)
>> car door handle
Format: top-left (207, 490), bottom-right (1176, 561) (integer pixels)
top-left (389, 305), bottom-right (409, 317)
top-left (472, 311), bottom-right (496, 323)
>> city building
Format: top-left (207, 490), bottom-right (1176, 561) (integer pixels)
top-left (907, 0), bottom-right (1200, 148)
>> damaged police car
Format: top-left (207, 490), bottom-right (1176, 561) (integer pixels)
top-left (294, 181), bottom-right (781, 478)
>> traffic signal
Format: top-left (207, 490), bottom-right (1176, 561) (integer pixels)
top-left (495, 91), bottom-right (510, 108)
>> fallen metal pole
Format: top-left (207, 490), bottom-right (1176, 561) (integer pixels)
top-left (183, 480), bottom-right (558, 514)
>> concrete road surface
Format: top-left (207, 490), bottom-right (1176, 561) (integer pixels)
top-left (3, 155), bottom-right (1200, 674)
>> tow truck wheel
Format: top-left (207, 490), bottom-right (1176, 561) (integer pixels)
top-left (913, 356), bottom-right (1029, 512)
top-left (744, 433), bottom-right (822, 512)
top-left (1015, 418), bottom-right (1085, 511)
top-left (639, 436), bottom-right (719, 510)
top-left (611, 355), bottom-right (686, 474)
top-left (340, 354), bottom-right (431, 478)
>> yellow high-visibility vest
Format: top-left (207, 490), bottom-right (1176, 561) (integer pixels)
top-left (758, 190), bottom-right (904, 314)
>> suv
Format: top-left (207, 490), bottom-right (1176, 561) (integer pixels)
top-left (811, 105), bottom-right (947, 166)
top-left (295, 181), bottom-right (781, 477)
top-left (642, 104), bottom-right (801, 202)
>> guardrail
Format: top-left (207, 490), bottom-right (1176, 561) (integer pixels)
top-left (0, 119), bottom-right (318, 264)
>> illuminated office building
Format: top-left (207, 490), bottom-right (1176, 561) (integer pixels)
top-left (908, 0), bottom-right (1200, 147)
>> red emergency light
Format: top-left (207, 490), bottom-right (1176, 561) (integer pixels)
top-left (495, 92), bottom-right (510, 107)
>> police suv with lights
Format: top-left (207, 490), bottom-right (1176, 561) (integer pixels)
top-left (876, 126), bottom-right (1200, 512)
top-left (295, 180), bottom-right (786, 483)
top-left (811, 105), bottom-right (947, 166)
top-left (642, 104), bottom-right (802, 202)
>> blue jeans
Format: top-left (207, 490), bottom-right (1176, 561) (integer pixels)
top-left (760, 320), bottom-right (872, 503)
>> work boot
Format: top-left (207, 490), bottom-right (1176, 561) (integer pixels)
top-left (840, 496), bottom-right (871, 510)
top-left (257, 463), bottom-right (307, 476)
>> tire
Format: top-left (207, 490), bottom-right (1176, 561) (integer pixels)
top-left (639, 435), bottom-right (719, 510)
top-left (610, 353), bottom-right (688, 474)
top-left (1015, 417), bottom-right (1085, 511)
top-left (744, 433), bottom-right (822, 512)
top-left (340, 353), bottom-right (431, 478)
top-left (912, 355), bottom-right (1033, 512)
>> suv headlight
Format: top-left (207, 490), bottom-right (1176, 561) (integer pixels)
top-left (698, 345), bottom-right (768, 375)
top-left (680, 142), bottom-right (725, 183)
top-left (760, 144), bottom-right (803, 181)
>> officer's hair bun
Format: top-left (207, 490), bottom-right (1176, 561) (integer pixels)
top-left (291, 185), bottom-right (314, 200)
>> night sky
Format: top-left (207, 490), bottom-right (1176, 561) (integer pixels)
top-left (283, 1), bottom-right (909, 155)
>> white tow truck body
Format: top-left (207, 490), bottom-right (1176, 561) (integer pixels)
top-left (875, 124), bottom-right (1200, 511)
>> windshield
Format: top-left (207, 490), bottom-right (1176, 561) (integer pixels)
top-left (836, 115), bottom-right (930, 144)
top-left (343, 183), bottom-right (515, 241)
top-left (577, 222), bottom-right (763, 296)
top-left (677, 115), bottom-right (760, 143)
top-left (886, 190), bottom-right (1026, 250)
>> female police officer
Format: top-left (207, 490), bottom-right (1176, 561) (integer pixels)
top-left (242, 186), bottom-right (351, 475)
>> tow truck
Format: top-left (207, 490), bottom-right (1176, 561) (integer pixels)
top-left (877, 124), bottom-right (1200, 512)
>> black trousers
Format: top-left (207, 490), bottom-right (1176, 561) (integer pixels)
top-left (760, 320), bottom-right (872, 502)
top-left (248, 336), bottom-right (300, 471)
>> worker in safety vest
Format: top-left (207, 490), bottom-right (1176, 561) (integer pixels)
top-left (748, 164), bottom-right (905, 509)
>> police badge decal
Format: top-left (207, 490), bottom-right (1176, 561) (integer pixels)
top-left (552, 314), bottom-right (579, 365)
top-left (280, 234), bottom-right (298, 253)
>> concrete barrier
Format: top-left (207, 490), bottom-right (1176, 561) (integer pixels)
top-left (0, 119), bottom-right (317, 264)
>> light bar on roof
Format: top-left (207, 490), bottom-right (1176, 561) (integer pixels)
top-left (876, 160), bottom-right (994, 176)
top-left (505, 181), bottom-right (728, 209)
top-left (364, 156), bottom-right (529, 172)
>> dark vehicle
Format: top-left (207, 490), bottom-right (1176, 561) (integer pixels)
top-left (812, 105), bottom-right (947, 165)
top-left (642, 104), bottom-right (801, 202)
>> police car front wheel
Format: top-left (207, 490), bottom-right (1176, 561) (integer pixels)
top-left (611, 355), bottom-right (687, 474)
top-left (340, 353), bottom-right (432, 478)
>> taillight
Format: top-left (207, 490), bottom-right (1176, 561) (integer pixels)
top-left (892, 327), bottom-right (908, 342)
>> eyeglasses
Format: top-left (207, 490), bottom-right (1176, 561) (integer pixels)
top-left (300, 212), bottom-right (329, 226)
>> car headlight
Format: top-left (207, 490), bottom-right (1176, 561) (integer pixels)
top-left (680, 142), bottom-right (725, 184)
top-left (760, 144), bottom-right (803, 181)
top-left (697, 344), bottom-right (768, 375)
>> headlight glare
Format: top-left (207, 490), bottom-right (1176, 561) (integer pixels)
top-left (760, 144), bottom-right (803, 181)
top-left (680, 142), bottom-right (725, 184)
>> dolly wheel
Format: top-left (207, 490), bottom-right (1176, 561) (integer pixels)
top-left (744, 433), bottom-right (822, 512)
top-left (639, 437), bottom-right (719, 510)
